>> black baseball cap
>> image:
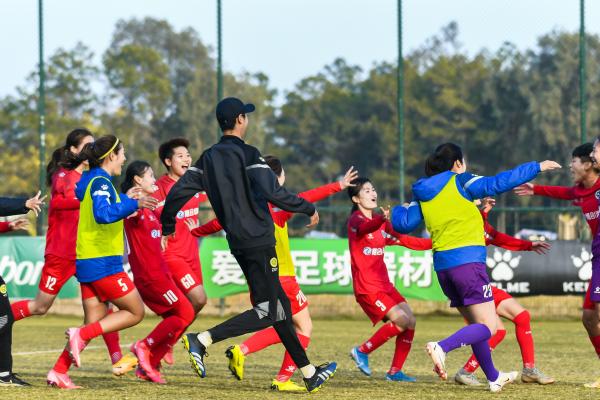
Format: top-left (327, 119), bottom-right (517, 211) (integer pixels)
top-left (216, 97), bottom-right (255, 126)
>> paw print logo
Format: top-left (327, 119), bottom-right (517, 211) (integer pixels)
top-left (486, 249), bottom-right (521, 281)
top-left (571, 247), bottom-right (592, 281)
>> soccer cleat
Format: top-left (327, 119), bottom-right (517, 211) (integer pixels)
top-left (521, 367), bottom-right (555, 385)
top-left (489, 371), bottom-right (518, 393)
top-left (225, 345), bottom-right (245, 380)
top-left (425, 342), bottom-right (447, 380)
top-left (112, 353), bottom-right (138, 376)
top-left (163, 347), bottom-right (174, 365)
top-left (46, 369), bottom-right (80, 389)
top-left (454, 368), bottom-right (482, 386)
top-left (350, 346), bottom-right (371, 376)
top-left (303, 362), bottom-right (337, 394)
top-left (271, 379), bottom-right (307, 392)
top-left (131, 340), bottom-right (162, 383)
top-left (0, 373), bottom-right (31, 387)
top-left (135, 367), bottom-right (152, 382)
top-left (584, 376), bottom-right (600, 388)
top-left (386, 370), bottom-right (416, 382)
top-left (182, 333), bottom-right (208, 378)
top-left (66, 327), bottom-right (87, 368)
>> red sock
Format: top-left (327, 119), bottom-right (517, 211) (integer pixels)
top-left (358, 322), bottom-right (403, 354)
top-left (144, 315), bottom-right (187, 349)
top-left (388, 329), bottom-right (415, 374)
top-left (10, 300), bottom-right (31, 321)
top-left (80, 321), bottom-right (104, 341)
top-left (53, 348), bottom-right (73, 374)
top-left (102, 331), bottom-right (122, 364)
top-left (513, 310), bottom-right (535, 368)
top-left (275, 334), bottom-right (311, 382)
top-left (463, 329), bottom-right (506, 373)
top-left (589, 335), bottom-right (600, 358)
top-left (240, 327), bottom-right (281, 355)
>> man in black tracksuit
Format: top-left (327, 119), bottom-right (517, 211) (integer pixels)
top-left (161, 97), bottom-right (336, 392)
top-left (0, 192), bottom-right (44, 387)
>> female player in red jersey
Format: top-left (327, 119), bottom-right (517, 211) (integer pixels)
top-left (10, 129), bottom-right (136, 382)
top-left (186, 159), bottom-right (357, 391)
top-left (121, 161), bottom-right (195, 384)
top-left (516, 142), bottom-right (600, 388)
top-left (48, 135), bottom-right (158, 389)
top-left (455, 198), bottom-right (555, 386)
top-left (153, 138), bottom-right (208, 314)
top-left (347, 177), bottom-right (431, 382)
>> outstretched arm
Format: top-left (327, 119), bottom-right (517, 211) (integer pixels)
top-left (391, 202), bottom-right (423, 233)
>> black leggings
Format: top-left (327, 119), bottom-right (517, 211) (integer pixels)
top-left (208, 246), bottom-right (310, 369)
top-left (0, 275), bottom-right (14, 373)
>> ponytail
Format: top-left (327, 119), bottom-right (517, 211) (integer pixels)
top-left (46, 128), bottom-right (93, 185)
top-left (424, 142), bottom-right (463, 177)
top-left (68, 135), bottom-right (122, 170)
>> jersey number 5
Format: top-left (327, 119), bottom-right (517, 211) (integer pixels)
top-left (118, 278), bottom-right (129, 292)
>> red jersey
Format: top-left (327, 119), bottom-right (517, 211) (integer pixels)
top-left (534, 179), bottom-right (600, 235)
top-left (46, 168), bottom-right (81, 259)
top-left (153, 174), bottom-right (207, 261)
top-left (347, 210), bottom-right (431, 295)
top-left (124, 208), bottom-right (171, 282)
top-left (482, 211), bottom-right (532, 251)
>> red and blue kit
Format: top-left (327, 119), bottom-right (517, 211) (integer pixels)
top-left (40, 168), bottom-right (81, 295)
top-left (347, 210), bottom-right (431, 324)
top-left (153, 174), bottom-right (207, 294)
top-left (124, 208), bottom-right (187, 316)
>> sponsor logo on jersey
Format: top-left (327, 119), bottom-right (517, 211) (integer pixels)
top-left (151, 229), bottom-right (161, 239)
top-left (363, 247), bottom-right (384, 256)
top-left (0, 284), bottom-right (6, 296)
top-left (176, 208), bottom-right (200, 219)
top-left (596, 190), bottom-right (600, 200)
top-left (270, 257), bottom-right (278, 272)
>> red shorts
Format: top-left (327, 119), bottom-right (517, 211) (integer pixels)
top-left (356, 287), bottom-right (406, 325)
top-left (81, 272), bottom-right (135, 302)
top-left (164, 256), bottom-right (203, 294)
top-left (584, 284), bottom-right (596, 310)
top-left (280, 276), bottom-right (308, 315)
top-left (492, 286), bottom-right (513, 308)
top-left (136, 275), bottom-right (188, 316)
top-left (39, 254), bottom-right (76, 295)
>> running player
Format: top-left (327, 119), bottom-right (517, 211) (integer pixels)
top-left (122, 161), bottom-right (195, 384)
top-left (515, 142), bottom-right (600, 388)
top-left (153, 138), bottom-right (207, 315)
top-left (10, 129), bottom-right (136, 382)
top-left (186, 159), bottom-right (357, 391)
top-left (455, 198), bottom-right (555, 386)
top-left (48, 135), bottom-right (158, 389)
top-left (0, 192), bottom-right (45, 387)
top-left (391, 142), bottom-right (560, 392)
top-left (347, 177), bottom-right (431, 382)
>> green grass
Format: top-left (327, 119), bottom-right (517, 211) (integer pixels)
top-left (5, 314), bottom-right (600, 399)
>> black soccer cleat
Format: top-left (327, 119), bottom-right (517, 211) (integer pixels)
top-left (303, 362), bottom-right (337, 393)
top-left (182, 333), bottom-right (208, 378)
top-left (0, 373), bottom-right (31, 387)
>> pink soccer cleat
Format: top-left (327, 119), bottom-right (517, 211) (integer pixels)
top-left (47, 369), bottom-right (82, 389)
top-left (65, 327), bottom-right (87, 368)
top-left (131, 340), bottom-right (163, 383)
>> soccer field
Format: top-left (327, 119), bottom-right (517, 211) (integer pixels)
top-left (5, 314), bottom-right (597, 399)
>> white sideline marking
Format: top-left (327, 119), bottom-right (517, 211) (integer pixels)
top-left (13, 343), bottom-right (132, 356)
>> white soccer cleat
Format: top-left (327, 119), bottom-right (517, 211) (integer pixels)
top-left (489, 371), bottom-right (518, 393)
top-left (425, 342), bottom-right (447, 380)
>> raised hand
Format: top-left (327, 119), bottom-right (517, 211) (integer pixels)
top-left (481, 197), bottom-right (496, 213)
top-left (25, 191), bottom-right (46, 217)
top-left (540, 160), bottom-right (562, 172)
top-left (126, 186), bottom-right (143, 199)
top-left (339, 166), bottom-right (359, 190)
top-left (381, 205), bottom-right (391, 220)
top-left (138, 196), bottom-right (159, 211)
top-left (514, 183), bottom-right (534, 196)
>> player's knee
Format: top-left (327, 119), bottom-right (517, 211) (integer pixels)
top-left (582, 311), bottom-right (595, 330)
top-left (407, 314), bottom-right (416, 330)
top-left (179, 300), bottom-right (196, 325)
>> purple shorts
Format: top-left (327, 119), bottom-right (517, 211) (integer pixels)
top-left (436, 262), bottom-right (494, 307)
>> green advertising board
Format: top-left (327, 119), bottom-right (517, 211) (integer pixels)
top-left (200, 237), bottom-right (446, 301)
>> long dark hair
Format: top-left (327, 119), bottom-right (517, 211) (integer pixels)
top-left (424, 143), bottom-right (464, 177)
top-left (46, 128), bottom-right (93, 186)
top-left (121, 160), bottom-right (151, 194)
top-left (66, 135), bottom-right (123, 170)
top-left (347, 177), bottom-right (372, 213)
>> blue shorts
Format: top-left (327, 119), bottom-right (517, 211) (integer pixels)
top-left (436, 262), bottom-right (493, 307)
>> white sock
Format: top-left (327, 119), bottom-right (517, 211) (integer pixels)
top-left (0, 371), bottom-right (9, 378)
top-left (300, 364), bottom-right (316, 379)
top-left (196, 331), bottom-right (213, 348)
